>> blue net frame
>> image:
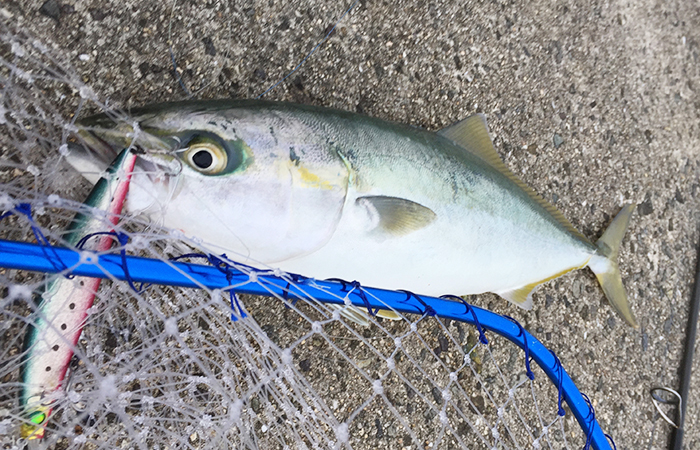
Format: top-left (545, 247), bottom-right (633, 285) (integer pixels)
top-left (0, 202), bottom-right (616, 449)
top-left (0, 232), bottom-right (615, 450)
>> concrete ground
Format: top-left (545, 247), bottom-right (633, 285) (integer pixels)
top-left (3, 0), bottom-right (700, 448)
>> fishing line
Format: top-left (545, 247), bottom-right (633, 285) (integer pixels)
top-left (650, 387), bottom-right (682, 429)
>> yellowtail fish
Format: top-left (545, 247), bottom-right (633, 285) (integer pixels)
top-left (20, 149), bottom-right (137, 439)
top-left (71, 100), bottom-right (638, 328)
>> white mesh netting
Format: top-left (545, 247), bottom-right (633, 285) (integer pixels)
top-left (0, 14), bottom-right (606, 450)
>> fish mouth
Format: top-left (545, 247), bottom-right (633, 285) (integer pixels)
top-left (133, 149), bottom-right (183, 180)
top-left (76, 114), bottom-right (182, 181)
top-left (77, 113), bottom-right (173, 156)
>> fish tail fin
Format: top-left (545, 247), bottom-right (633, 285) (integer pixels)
top-left (587, 204), bottom-right (638, 328)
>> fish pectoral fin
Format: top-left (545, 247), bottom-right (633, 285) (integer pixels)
top-left (373, 308), bottom-right (402, 320)
top-left (357, 196), bottom-right (436, 236)
top-left (355, 306), bottom-right (402, 322)
top-left (497, 284), bottom-right (537, 310)
top-left (328, 304), bottom-right (402, 327)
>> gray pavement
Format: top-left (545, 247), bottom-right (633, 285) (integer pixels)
top-left (4, 0), bottom-right (700, 448)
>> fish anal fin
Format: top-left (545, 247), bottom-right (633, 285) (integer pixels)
top-left (496, 263), bottom-right (587, 311)
top-left (438, 114), bottom-right (588, 242)
top-left (498, 285), bottom-right (536, 310)
top-left (357, 196), bottom-right (436, 236)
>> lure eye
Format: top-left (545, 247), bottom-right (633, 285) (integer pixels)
top-left (29, 410), bottom-right (47, 425)
top-left (183, 140), bottom-right (227, 175)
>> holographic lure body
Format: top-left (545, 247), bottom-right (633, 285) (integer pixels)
top-left (20, 149), bottom-right (137, 439)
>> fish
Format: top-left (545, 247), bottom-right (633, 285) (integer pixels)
top-left (20, 149), bottom-right (137, 439)
top-left (69, 99), bottom-right (638, 328)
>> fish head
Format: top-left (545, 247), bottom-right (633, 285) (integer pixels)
top-left (76, 101), bottom-right (350, 264)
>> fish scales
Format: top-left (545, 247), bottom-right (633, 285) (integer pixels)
top-left (262, 106), bottom-right (592, 291)
top-left (72, 100), bottom-right (637, 327)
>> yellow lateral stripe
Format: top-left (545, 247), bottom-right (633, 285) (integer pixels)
top-left (295, 164), bottom-right (337, 190)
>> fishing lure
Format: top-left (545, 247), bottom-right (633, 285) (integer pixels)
top-left (20, 149), bottom-right (137, 439)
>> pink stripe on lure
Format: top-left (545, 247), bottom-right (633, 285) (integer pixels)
top-left (20, 149), bottom-right (137, 439)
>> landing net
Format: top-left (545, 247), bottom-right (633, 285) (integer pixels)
top-left (0, 19), bottom-right (613, 450)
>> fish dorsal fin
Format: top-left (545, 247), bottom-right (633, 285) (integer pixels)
top-left (438, 114), bottom-right (588, 242)
top-left (438, 114), bottom-right (506, 169)
top-left (357, 196), bottom-right (436, 236)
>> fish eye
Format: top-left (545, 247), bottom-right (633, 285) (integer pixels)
top-left (192, 149), bottom-right (213, 168)
top-left (183, 139), bottom-right (227, 175)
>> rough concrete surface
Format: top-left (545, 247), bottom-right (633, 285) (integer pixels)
top-left (2, 0), bottom-right (700, 448)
